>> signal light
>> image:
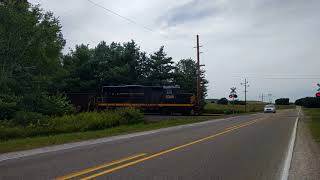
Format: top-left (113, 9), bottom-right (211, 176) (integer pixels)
top-left (316, 92), bottom-right (320, 97)
top-left (229, 94), bottom-right (238, 99)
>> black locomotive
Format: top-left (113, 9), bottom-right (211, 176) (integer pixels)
top-left (67, 85), bottom-right (197, 115)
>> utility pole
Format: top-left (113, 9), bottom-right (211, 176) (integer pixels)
top-left (194, 35), bottom-right (204, 110)
top-left (268, 93), bottom-right (273, 103)
top-left (196, 35), bottom-right (200, 107)
top-left (259, 93), bottom-right (265, 103)
top-left (241, 79), bottom-right (249, 112)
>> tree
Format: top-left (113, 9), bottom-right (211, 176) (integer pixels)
top-left (0, 1), bottom-right (65, 94)
top-left (136, 52), bottom-right (152, 84)
top-left (174, 59), bottom-right (197, 93)
top-left (217, 98), bottom-right (229, 105)
top-left (62, 44), bottom-right (95, 92)
top-left (149, 46), bottom-right (175, 85)
top-left (0, 1), bottom-right (69, 118)
top-left (275, 98), bottom-right (290, 105)
top-left (174, 58), bottom-right (208, 106)
top-left (295, 97), bottom-right (320, 108)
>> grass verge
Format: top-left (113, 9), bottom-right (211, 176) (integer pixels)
top-left (204, 102), bottom-right (295, 114)
top-left (0, 116), bottom-right (217, 153)
top-left (303, 108), bottom-right (320, 142)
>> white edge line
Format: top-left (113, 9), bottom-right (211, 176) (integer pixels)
top-left (0, 114), bottom-right (260, 163)
top-left (280, 108), bottom-right (300, 180)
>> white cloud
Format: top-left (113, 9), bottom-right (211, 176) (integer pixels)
top-left (29, 0), bottom-right (320, 101)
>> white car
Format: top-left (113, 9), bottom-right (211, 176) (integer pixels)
top-left (264, 104), bottom-right (276, 113)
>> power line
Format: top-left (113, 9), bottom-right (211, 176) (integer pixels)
top-left (86, 0), bottom-right (154, 32)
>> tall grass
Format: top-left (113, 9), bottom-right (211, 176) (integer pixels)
top-left (304, 108), bottom-right (320, 142)
top-left (0, 109), bottom-right (143, 141)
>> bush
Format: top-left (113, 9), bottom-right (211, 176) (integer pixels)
top-left (116, 108), bottom-right (144, 125)
top-left (275, 98), bottom-right (290, 105)
top-left (233, 100), bottom-right (246, 105)
top-left (0, 101), bottom-right (18, 120)
top-left (0, 108), bottom-right (144, 140)
top-left (12, 111), bottom-right (47, 127)
top-left (203, 108), bottom-right (225, 114)
top-left (19, 93), bottom-right (75, 116)
top-left (295, 97), bottom-right (320, 108)
top-left (48, 111), bottom-right (123, 133)
top-left (0, 94), bottom-right (20, 120)
top-left (217, 98), bottom-right (229, 105)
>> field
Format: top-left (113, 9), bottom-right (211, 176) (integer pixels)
top-left (204, 102), bottom-right (295, 114)
top-left (303, 108), bottom-right (320, 142)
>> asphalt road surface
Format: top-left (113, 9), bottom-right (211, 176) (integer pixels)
top-left (0, 109), bottom-right (298, 180)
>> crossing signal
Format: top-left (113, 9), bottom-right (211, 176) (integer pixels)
top-left (229, 94), bottom-right (238, 99)
top-left (229, 87), bottom-right (238, 99)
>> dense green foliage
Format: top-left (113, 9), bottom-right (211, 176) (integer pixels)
top-left (0, 109), bottom-right (143, 140)
top-left (275, 98), bottom-right (290, 105)
top-left (217, 98), bottom-right (229, 105)
top-left (0, 1), bottom-right (70, 119)
top-left (295, 97), bottom-right (320, 108)
top-left (0, 1), bottom-right (208, 124)
top-left (174, 59), bottom-right (208, 105)
top-left (233, 100), bottom-right (246, 105)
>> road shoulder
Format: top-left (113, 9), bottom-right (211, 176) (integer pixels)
top-left (289, 110), bottom-right (320, 180)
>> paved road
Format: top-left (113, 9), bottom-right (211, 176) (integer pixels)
top-left (0, 109), bottom-right (298, 180)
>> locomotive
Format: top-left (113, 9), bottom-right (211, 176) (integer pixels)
top-left (67, 85), bottom-right (197, 115)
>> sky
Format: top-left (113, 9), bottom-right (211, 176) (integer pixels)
top-left (29, 0), bottom-right (320, 102)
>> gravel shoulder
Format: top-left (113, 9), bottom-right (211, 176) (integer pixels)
top-left (289, 110), bottom-right (320, 180)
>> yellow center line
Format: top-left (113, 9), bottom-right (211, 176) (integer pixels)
top-left (55, 153), bottom-right (146, 180)
top-left (80, 119), bottom-right (261, 180)
top-left (224, 119), bottom-right (260, 131)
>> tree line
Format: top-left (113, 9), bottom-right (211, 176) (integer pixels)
top-left (0, 1), bottom-right (208, 120)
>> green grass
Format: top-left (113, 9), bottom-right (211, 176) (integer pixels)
top-left (303, 108), bottom-right (320, 142)
top-left (0, 116), bottom-right (217, 153)
top-left (0, 109), bottom-right (143, 141)
top-left (204, 102), bottom-right (295, 114)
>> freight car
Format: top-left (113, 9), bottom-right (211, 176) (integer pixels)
top-left (96, 85), bottom-right (197, 115)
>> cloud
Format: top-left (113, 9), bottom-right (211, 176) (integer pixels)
top-left (158, 0), bottom-right (225, 27)
top-left (28, 0), bottom-right (320, 101)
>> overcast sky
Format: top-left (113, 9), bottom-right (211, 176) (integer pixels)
top-left (29, 0), bottom-right (320, 102)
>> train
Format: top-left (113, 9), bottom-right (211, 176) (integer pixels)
top-left (67, 85), bottom-right (199, 115)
